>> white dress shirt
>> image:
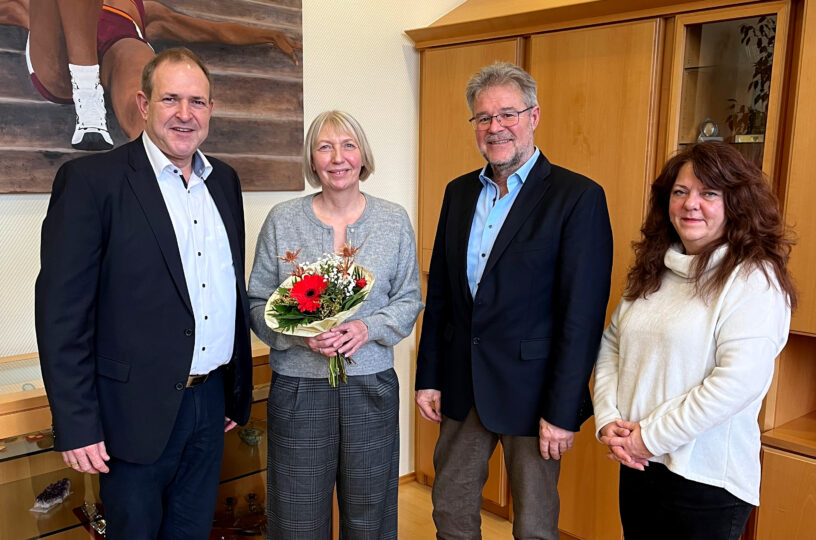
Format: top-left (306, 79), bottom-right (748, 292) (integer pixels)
top-left (142, 133), bottom-right (237, 375)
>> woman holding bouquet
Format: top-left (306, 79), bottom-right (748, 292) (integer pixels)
top-left (248, 110), bottom-right (423, 539)
top-left (592, 142), bottom-right (796, 540)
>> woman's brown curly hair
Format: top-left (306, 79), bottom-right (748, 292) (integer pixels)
top-left (625, 141), bottom-right (797, 308)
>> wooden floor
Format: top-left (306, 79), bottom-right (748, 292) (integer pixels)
top-left (399, 481), bottom-right (513, 538)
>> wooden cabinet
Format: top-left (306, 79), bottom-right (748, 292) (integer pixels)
top-left (413, 13), bottom-right (660, 540)
top-left (414, 37), bottom-right (521, 516)
top-left (0, 345), bottom-right (274, 539)
top-left (528, 20), bottom-right (661, 539)
top-left (756, 447), bottom-right (816, 538)
top-left (409, 1), bottom-right (816, 538)
top-left (755, 2), bottom-right (816, 538)
top-left (782, 0), bottom-right (816, 335)
top-left (665, 2), bottom-right (791, 175)
top-left (417, 38), bottom-right (522, 273)
top-left (528, 19), bottom-right (660, 320)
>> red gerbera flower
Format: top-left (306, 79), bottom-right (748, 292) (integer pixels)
top-left (290, 274), bottom-right (327, 312)
top-left (355, 278), bottom-right (367, 289)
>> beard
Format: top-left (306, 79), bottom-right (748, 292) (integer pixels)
top-left (481, 126), bottom-right (535, 176)
top-left (485, 149), bottom-right (524, 172)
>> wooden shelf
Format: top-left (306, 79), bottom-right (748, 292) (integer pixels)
top-left (762, 410), bottom-right (816, 459)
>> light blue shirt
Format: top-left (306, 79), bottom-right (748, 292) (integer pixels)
top-left (466, 148), bottom-right (540, 296)
top-left (142, 133), bottom-right (237, 375)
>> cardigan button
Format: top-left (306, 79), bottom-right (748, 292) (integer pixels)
top-left (184, 328), bottom-right (193, 337)
top-left (175, 382), bottom-right (184, 391)
top-left (472, 337), bottom-right (480, 345)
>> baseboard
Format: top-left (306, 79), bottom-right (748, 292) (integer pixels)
top-left (399, 472), bottom-right (417, 485)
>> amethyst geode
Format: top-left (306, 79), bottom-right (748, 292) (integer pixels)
top-left (32, 478), bottom-right (71, 512)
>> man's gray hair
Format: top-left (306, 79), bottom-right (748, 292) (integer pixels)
top-left (465, 62), bottom-right (538, 113)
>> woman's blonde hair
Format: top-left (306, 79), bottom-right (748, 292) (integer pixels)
top-left (302, 110), bottom-right (375, 188)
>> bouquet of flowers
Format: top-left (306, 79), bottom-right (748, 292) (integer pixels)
top-left (264, 245), bottom-right (374, 386)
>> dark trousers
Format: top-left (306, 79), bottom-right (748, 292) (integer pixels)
top-left (619, 462), bottom-right (753, 540)
top-left (99, 369), bottom-right (226, 540)
top-left (265, 369), bottom-right (400, 540)
top-left (432, 408), bottom-right (561, 540)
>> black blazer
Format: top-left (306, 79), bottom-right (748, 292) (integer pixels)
top-left (416, 153), bottom-right (613, 436)
top-left (35, 138), bottom-right (252, 464)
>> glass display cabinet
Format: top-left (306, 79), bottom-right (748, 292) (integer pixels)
top-left (0, 343), bottom-right (273, 539)
top-left (0, 354), bottom-right (103, 539)
top-left (666, 2), bottom-right (790, 175)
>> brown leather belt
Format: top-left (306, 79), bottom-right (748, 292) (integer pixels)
top-left (186, 373), bottom-right (210, 388)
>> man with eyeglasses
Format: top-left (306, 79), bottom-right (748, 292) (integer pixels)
top-left (415, 62), bottom-right (613, 539)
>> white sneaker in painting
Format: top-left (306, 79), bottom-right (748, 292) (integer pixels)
top-left (71, 82), bottom-right (114, 151)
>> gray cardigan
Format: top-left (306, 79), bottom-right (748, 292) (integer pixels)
top-left (248, 193), bottom-right (424, 378)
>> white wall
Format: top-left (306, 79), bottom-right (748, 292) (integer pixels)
top-left (0, 0), bottom-right (464, 476)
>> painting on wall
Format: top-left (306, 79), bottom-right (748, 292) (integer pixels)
top-left (0, 0), bottom-right (303, 193)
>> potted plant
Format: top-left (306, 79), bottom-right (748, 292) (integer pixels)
top-left (726, 16), bottom-right (775, 136)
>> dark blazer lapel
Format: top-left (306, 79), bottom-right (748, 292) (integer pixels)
top-left (125, 140), bottom-right (193, 315)
top-left (206, 172), bottom-right (243, 281)
top-left (482, 154), bottom-right (552, 278)
top-left (454, 175), bottom-right (483, 305)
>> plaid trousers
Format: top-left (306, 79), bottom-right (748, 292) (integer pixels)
top-left (266, 369), bottom-right (400, 539)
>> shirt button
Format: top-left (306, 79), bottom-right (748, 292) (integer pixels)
top-left (481, 253), bottom-right (486, 258)
top-left (202, 283), bottom-right (206, 288)
top-left (488, 225), bottom-right (493, 229)
top-left (472, 337), bottom-right (480, 345)
top-left (184, 329), bottom-right (193, 336)
top-left (194, 220), bottom-right (198, 224)
top-left (175, 382), bottom-right (184, 391)
top-left (197, 252), bottom-right (202, 256)
top-left (202, 347), bottom-right (206, 351)
top-left (204, 315), bottom-right (208, 320)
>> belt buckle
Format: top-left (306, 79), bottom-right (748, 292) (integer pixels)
top-left (186, 373), bottom-right (209, 388)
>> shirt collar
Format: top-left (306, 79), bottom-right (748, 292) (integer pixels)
top-left (478, 147), bottom-right (541, 189)
top-left (141, 132), bottom-right (212, 182)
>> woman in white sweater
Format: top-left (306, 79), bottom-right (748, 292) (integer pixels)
top-left (593, 142), bottom-right (797, 540)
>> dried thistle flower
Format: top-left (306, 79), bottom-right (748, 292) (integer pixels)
top-left (277, 249), bottom-right (301, 264)
top-left (339, 243), bottom-right (360, 259)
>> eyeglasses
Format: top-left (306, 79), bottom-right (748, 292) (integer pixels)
top-left (469, 106), bottom-right (534, 131)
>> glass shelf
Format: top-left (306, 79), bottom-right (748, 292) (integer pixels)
top-left (220, 413), bottom-right (267, 484)
top-left (0, 467), bottom-right (101, 539)
top-left (683, 64), bottom-right (718, 71)
top-left (0, 354), bottom-right (43, 397)
top-left (0, 430), bottom-right (53, 463)
top-left (676, 15), bottom-right (777, 170)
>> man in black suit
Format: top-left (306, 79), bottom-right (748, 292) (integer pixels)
top-left (415, 62), bottom-right (613, 539)
top-left (35, 47), bottom-right (252, 539)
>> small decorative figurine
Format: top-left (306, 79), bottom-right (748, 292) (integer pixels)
top-left (697, 118), bottom-right (724, 142)
top-left (238, 427), bottom-right (263, 446)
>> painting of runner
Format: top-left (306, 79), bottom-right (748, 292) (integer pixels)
top-left (0, 0), bottom-right (303, 192)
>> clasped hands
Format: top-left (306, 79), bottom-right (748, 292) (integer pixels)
top-left (305, 320), bottom-right (369, 358)
top-left (599, 419), bottom-right (653, 471)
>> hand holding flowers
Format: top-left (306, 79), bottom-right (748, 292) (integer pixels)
top-left (305, 319), bottom-right (368, 358)
top-left (265, 245), bottom-right (374, 386)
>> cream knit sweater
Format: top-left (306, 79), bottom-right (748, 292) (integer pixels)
top-left (593, 245), bottom-right (790, 505)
